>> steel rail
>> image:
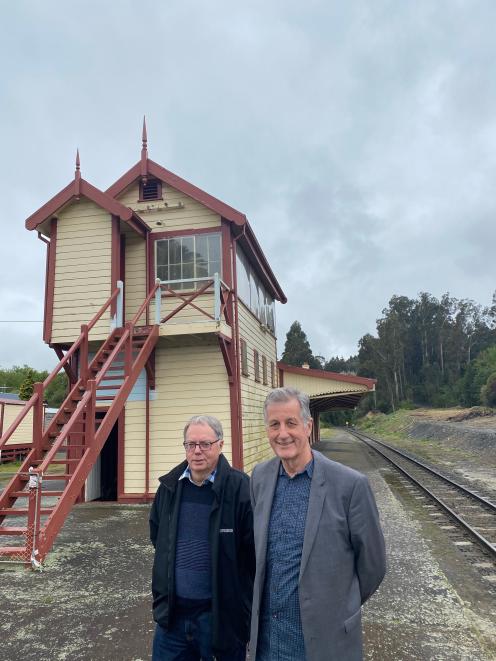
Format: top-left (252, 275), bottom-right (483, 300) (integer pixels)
top-left (348, 429), bottom-right (496, 558)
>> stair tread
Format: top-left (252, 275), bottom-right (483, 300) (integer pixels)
top-left (0, 508), bottom-right (53, 516)
top-left (0, 527), bottom-right (28, 535)
top-left (11, 491), bottom-right (63, 497)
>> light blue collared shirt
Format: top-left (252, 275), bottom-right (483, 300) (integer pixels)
top-left (179, 465), bottom-right (217, 486)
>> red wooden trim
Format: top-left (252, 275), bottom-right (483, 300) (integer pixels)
top-left (231, 236), bottom-right (243, 469)
top-left (0, 398), bottom-right (25, 407)
top-left (106, 159), bottom-right (247, 226)
top-left (151, 227), bottom-right (221, 242)
top-left (118, 493), bottom-right (154, 504)
top-left (52, 345), bottom-right (77, 383)
top-left (120, 234), bottom-right (126, 321)
top-left (221, 219), bottom-right (232, 287)
top-left (39, 233), bottom-right (50, 344)
top-left (117, 408), bottom-right (125, 500)
top-left (25, 178), bottom-right (148, 237)
top-left (0, 402), bottom-right (4, 437)
top-left (277, 362), bottom-right (377, 389)
top-left (234, 224), bottom-right (287, 303)
top-left (111, 216), bottom-right (120, 316)
top-left (145, 372), bottom-right (150, 497)
top-left (43, 218), bottom-right (57, 343)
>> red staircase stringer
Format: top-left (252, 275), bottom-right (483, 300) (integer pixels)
top-left (35, 325), bottom-right (159, 561)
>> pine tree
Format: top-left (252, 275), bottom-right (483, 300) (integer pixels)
top-left (18, 370), bottom-right (35, 401)
top-left (281, 321), bottom-right (319, 368)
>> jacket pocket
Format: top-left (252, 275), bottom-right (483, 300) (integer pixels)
top-left (344, 608), bottom-right (361, 634)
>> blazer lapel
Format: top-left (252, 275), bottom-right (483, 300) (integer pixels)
top-left (255, 458), bottom-right (280, 568)
top-left (299, 453), bottom-right (326, 581)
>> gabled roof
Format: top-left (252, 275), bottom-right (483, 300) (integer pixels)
top-left (277, 363), bottom-right (377, 389)
top-left (107, 158), bottom-right (248, 227)
top-left (107, 157), bottom-right (287, 303)
top-left (25, 171), bottom-right (149, 237)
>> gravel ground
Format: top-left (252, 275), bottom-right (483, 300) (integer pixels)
top-left (317, 433), bottom-right (496, 661)
top-left (1, 433), bottom-right (495, 660)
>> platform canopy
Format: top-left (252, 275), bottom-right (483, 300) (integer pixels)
top-left (278, 363), bottom-right (376, 412)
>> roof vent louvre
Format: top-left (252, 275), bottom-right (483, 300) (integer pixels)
top-left (141, 179), bottom-right (161, 201)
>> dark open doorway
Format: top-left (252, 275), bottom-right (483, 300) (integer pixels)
top-left (99, 418), bottom-right (118, 501)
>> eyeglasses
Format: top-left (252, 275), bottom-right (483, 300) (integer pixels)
top-left (183, 439), bottom-right (221, 451)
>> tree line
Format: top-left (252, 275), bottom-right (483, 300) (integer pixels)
top-left (281, 291), bottom-right (496, 413)
top-left (0, 366), bottom-right (67, 408)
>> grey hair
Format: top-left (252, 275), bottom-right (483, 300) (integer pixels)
top-left (183, 415), bottom-right (224, 441)
top-left (263, 387), bottom-right (311, 424)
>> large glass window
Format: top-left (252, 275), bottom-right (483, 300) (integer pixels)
top-left (236, 246), bottom-right (276, 332)
top-left (156, 234), bottom-right (221, 290)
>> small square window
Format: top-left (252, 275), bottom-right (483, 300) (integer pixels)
top-left (271, 361), bottom-right (276, 388)
top-left (241, 339), bottom-right (249, 376)
top-left (254, 350), bottom-right (260, 383)
top-left (262, 355), bottom-right (268, 385)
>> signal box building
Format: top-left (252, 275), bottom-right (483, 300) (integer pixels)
top-left (0, 126), bottom-right (375, 565)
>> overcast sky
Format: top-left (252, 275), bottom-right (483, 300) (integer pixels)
top-left (1, 1), bottom-right (496, 372)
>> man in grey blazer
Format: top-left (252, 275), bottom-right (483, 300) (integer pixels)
top-left (250, 387), bottom-right (386, 661)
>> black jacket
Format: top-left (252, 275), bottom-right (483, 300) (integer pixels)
top-left (150, 454), bottom-right (255, 654)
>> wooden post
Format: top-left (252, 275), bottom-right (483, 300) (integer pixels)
top-left (32, 383), bottom-right (44, 452)
top-left (125, 323), bottom-right (133, 377)
top-left (80, 324), bottom-right (89, 384)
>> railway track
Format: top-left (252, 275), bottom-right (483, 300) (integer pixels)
top-left (348, 429), bottom-right (496, 560)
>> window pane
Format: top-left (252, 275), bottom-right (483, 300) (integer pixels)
top-left (208, 235), bottom-right (221, 263)
top-left (170, 264), bottom-right (181, 281)
top-left (181, 237), bottom-right (194, 263)
top-left (182, 262), bottom-right (194, 281)
top-left (157, 265), bottom-right (168, 281)
top-left (209, 260), bottom-right (220, 278)
top-left (169, 239), bottom-right (181, 264)
top-left (196, 259), bottom-right (208, 279)
top-left (156, 240), bottom-right (168, 269)
top-left (196, 235), bottom-right (208, 261)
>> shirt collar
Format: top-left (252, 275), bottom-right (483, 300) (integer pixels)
top-left (179, 465), bottom-right (217, 485)
top-left (279, 454), bottom-right (314, 478)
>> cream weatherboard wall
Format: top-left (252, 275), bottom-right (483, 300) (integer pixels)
top-left (122, 224), bottom-right (147, 322)
top-left (51, 199), bottom-right (112, 343)
top-left (237, 301), bottom-right (277, 474)
top-left (2, 403), bottom-right (33, 447)
top-left (124, 338), bottom-right (231, 494)
top-left (116, 182), bottom-right (221, 233)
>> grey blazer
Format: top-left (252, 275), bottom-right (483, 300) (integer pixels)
top-left (250, 450), bottom-right (386, 661)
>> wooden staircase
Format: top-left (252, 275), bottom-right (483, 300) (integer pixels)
top-left (0, 284), bottom-right (160, 568)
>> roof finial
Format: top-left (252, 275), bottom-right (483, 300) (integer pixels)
top-left (141, 116), bottom-right (148, 182)
top-left (74, 148), bottom-right (81, 197)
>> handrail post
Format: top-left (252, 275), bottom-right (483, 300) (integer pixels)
top-left (155, 279), bottom-right (161, 325)
top-left (116, 280), bottom-right (124, 328)
top-left (214, 272), bottom-right (221, 321)
top-left (86, 380), bottom-right (96, 447)
top-left (26, 468), bottom-right (42, 567)
top-left (125, 322), bottom-right (133, 377)
top-left (32, 383), bottom-right (44, 452)
top-left (80, 325), bottom-right (89, 385)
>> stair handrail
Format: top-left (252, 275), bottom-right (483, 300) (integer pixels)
top-left (0, 285), bottom-right (121, 450)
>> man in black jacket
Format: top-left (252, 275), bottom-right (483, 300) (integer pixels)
top-left (150, 414), bottom-right (255, 660)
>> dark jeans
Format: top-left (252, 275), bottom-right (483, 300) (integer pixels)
top-left (152, 612), bottom-right (246, 661)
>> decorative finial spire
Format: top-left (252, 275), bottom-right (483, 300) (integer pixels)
top-left (142, 116), bottom-right (148, 150)
top-left (74, 148), bottom-right (81, 197)
top-left (141, 116), bottom-right (148, 183)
